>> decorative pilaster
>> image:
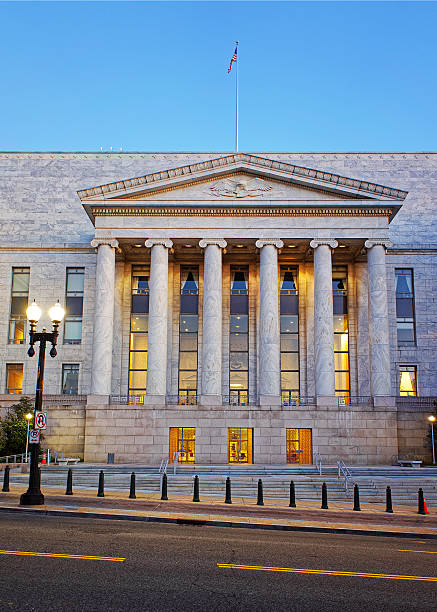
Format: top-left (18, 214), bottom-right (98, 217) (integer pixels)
top-left (144, 238), bottom-right (173, 402)
top-left (310, 239), bottom-right (338, 400)
top-left (255, 239), bottom-right (283, 404)
top-left (90, 238), bottom-right (119, 399)
top-left (365, 239), bottom-right (393, 398)
top-left (199, 239), bottom-right (227, 404)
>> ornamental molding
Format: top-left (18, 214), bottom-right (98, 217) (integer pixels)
top-left (210, 177), bottom-right (273, 199)
top-left (144, 238), bottom-right (173, 249)
top-left (90, 205), bottom-right (393, 218)
top-left (364, 239), bottom-right (393, 249)
top-left (310, 239), bottom-right (339, 249)
top-left (199, 239), bottom-right (227, 249)
top-left (255, 239), bottom-right (284, 249)
top-left (90, 238), bottom-right (119, 249)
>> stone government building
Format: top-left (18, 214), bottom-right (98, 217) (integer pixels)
top-left (0, 151), bottom-right (436, 465)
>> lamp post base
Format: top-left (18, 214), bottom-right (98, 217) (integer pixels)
top-left (19, 491), bottom-right (45, 506)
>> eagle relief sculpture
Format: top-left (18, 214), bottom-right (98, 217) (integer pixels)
top-left (210, 177), bottom-right (272, 198)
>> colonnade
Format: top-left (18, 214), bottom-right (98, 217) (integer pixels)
top-left (89, 237), bottom-right (393, 403)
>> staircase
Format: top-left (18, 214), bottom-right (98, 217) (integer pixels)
top-left (7, 464), bottom-right (437, 506)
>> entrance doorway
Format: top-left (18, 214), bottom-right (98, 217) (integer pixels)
top-left (169, 427), bottom-right (195, 463)
top-left (228, 428), bottom-right (253, 464)
top-left (286, 428), bottom-right (312, 464)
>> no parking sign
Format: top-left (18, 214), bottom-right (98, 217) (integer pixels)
top-left (35, 411), bottom-right (47, 430)
top-left (29, 429), bottom-right (40, 444)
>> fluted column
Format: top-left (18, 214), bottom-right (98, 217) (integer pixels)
top-left (310, 239), bottom-right (338, 399)
top-left (90, 238), bottom-right (119, 399)
top-left (145, 239), bottom-right (173, 402)
top-left (256, 239), bottom-right (283, 404)
top-left (199, 239), bottom-right (227, 404)
top-left (365, 239), bottom-right (393, 398)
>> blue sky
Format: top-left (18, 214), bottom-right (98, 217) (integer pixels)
top-left (1, 1), bottom-right (436, 152)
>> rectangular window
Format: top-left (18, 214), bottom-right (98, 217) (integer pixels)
top-left (178, 267), bottom-right (199, 405)
top-left (229, 266), bottom-right (249, 405)
top-left (280, 266), bottom-right (299, 406)
top-left (169, 427), bottom-right (195, 463)
top-left (286, 428), bottom-right (312, 464)
top-left (395, 269), bottom-right (416, 346)
top-left (62, 364), bottom-right (79, 395)
top-left (228, 428), bottom-right (253, 464)
top-left (6, 364), bottom-right (23, 394)
top-left (64, 268), bottom-right (84, 345)
top-left (399, 365), bottom-right (417, 396)
top-left (129, 266), bottom-right (149, 398)
top-left (333, 266), bottom-right (350, 397)
top-left (8, 268), bottom-right (30, 344)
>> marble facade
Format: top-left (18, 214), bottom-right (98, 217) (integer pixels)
top-left (0, 152), bottom-right (436, 464)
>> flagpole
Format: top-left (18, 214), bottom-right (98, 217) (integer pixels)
top-left (235, 40), bottom-right (239, 153)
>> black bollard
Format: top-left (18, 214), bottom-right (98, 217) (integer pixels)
top-left (321, 482), bottom-right (328, 509)
top-left (129, 472), bottom-right (136, 499)
top-left (225, 476), bottom-right (232, 504)
top-left (37, 467), bottom-right (41, 491)
top-left (193, 475), bottom-right (200, 502)
top-left (289, 480), bottom-right (296, 508)
top-left (2, 466), bottom-right (10, 492)
top-left (161, 472), bottom-right (168, 501)
top-left (385, 486), bottom-right (393, 513)
top-left (257, 479), bottom-right (264, 506)
top-left (353, 484), bottom-right (361, 511)
top-left (97, 470), bottom-right (104, 497)
top-left (65, 468), bottom-right (73, 495)
top-left (418, 488), bottom-right (426, 515)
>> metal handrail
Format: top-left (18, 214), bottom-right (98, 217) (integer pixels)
top-left (158, 457), bottom-right (169, 489)
top-left (0, 453), bottom-right (27, 464)
top-left (314, 452), bottom-right (322, 476)
top-left (337, 460), bottom-right (353, 491)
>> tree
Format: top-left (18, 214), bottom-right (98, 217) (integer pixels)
top-left (0, 397), bottom-right (36, 457)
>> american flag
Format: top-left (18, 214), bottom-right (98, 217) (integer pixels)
top-left (227, 45), bottom-right (238, 73)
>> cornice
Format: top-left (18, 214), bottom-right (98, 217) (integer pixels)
top-left (77, 153), bottom-right (408, 201)
top-left (90, 205), bottom-right (393, 218)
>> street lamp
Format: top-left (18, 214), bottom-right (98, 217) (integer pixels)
top-left (24, 412), bottom-right (33, 462)
top-left (19, 300), bottom-right (65, 506)
top-left (428, 415), bottom-right (436, 465)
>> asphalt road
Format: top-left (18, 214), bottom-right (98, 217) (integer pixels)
top-left (0, 514), bottom-right (435, 612)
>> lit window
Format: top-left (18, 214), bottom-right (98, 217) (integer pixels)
top-left (399, 365), bottom-right (417, 396)
top-left (178, 267), bottom-right (198, 405)
top-left (6, 364), bottom-right (23, 394)
top-left (229, 266), bottom-right (249, 405)
top-left (129, 265), bottom-right (149, 398)
top-left (8, 268), bottom-right (30, 344)
top-left (280, 266), bottom-right (299, 405)
top-left (333, 266), bottom-right (349, 397)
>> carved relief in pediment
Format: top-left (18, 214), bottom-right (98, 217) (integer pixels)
top-left (209, 177), bottom-right (272, 199)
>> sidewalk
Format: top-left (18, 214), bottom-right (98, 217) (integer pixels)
top-left (1, 486), bottom-right (436, 539)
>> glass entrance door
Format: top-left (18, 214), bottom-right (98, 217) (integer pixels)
top-left (286, 428), bottom-right (312, 464)
top-left (169, 427), bottom-right (195, 463)
top-left (228, 428), bottom-right (253, 464)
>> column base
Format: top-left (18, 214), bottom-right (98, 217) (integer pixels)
top-left (144, 395), bottom-right (166, 406)
top-left (87, 394), bottom-right (109, 405)
top-left (199, 395), bottom-right (222, 406)
top-left (259, 395), bottom-right (281, 406)
top-left (316, 395), bottom-right (338, 407)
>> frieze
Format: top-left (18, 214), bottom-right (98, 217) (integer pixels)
top-left (91, 206), bottom-right (393, 217)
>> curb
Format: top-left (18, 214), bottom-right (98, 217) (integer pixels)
top-left (1, 506), bottom-right (436, 540)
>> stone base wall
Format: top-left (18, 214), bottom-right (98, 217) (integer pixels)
top-left (83, 402), bottom-right (398, 465)
top-left (397, 407), bottom-right (434, 462)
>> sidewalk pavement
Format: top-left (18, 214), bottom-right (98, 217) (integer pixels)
top-left (1, 486), bottom-right (436, 539)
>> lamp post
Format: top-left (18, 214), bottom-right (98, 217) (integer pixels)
top-left (24, 412), bottom-right (32, 462)
top-left (19, 300), bottom-right (65, 506)
top-left (428, 415), bottom-right (436, 465)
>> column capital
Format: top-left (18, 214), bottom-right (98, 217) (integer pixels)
top-left (310, 239), bottom-right (338, 250)
top-left (91, 238), bottom-right (119, 249)
top-left (145, 238), bottom-right (173, 249)
top-left (255, 239), bottom-right (284, 249)
top-left (364, 239), bottom-right (393, 250)
top-left (199, 238), bottom-right (227, 249)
